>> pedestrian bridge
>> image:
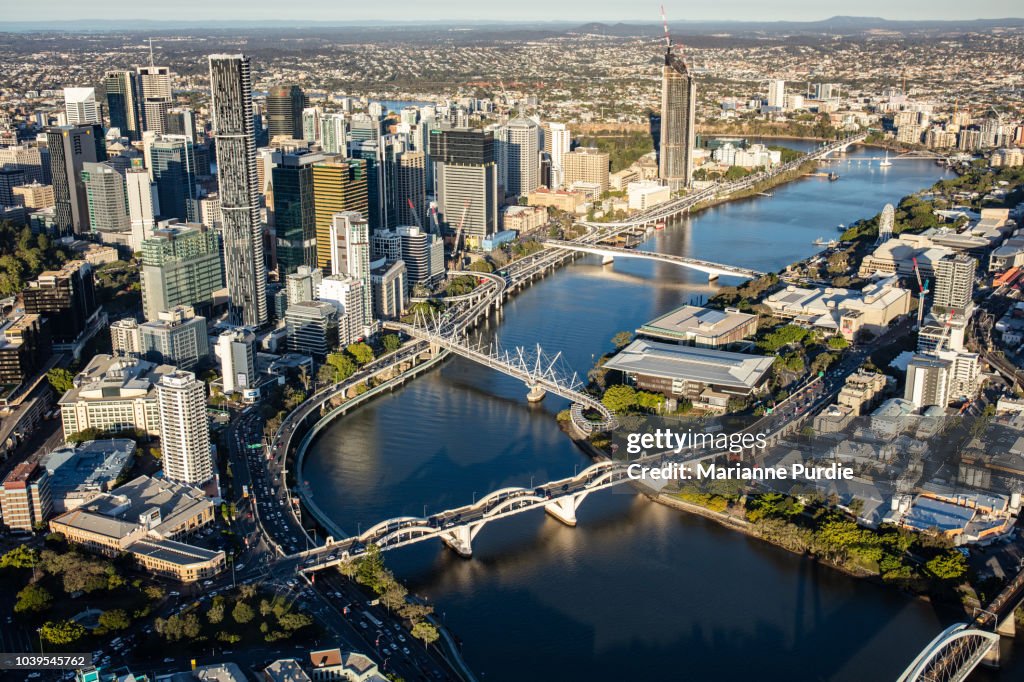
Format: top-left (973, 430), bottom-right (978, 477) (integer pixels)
top-left (540, 239), bottom-right (764, 280)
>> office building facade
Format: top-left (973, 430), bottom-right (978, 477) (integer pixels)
top-left (430, 128), bottom-right (498, 238)
top-left (312, 157), bottom-right (369, 270)
top-left (272, 150), bottom-right (324, 274)
top-left (266, 84), bottom-right (307, 139)
top-left (140, 224), bottom-right (224, 321)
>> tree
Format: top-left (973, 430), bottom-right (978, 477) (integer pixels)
top-left (232, 600), bottom-right (255, 624)
top-left (40, 620), bottom-right (86, 646)
top-left (14, 584), bottom-right (52, 613)
top-left (355, 545), bottom-right (387, 591)
top-left (0, 545), bottom-right (38, 569)
top-left (826, 335), bottom-right (849, 350)
top-left (325, 352), bottom-right (358, 383)
top-left (207, 598), bottom-right (225, 624)
top-left (468, 259), bottom-right (495, 273)
top-left (277, 611), bottom-right (312, 631)
top-left (98, 609), bottom-right (131, 631)
top-left (382, 334), bottom-right (401, 354)
top-left (346, 342), bottom-right (375, 366)
top-left (46, 367), bottom-right (75, 393)
top-left (611, 331), bottom-right (633, 349)
top-left (601, 385), bottom-right (637, 413)
top-left (411, 621), bottom-right (440, 648)
top-left (926, 551), bottom-right (968, 581)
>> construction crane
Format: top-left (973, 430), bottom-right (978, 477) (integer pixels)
top-left (448, 199), bottom-right (472, 270)
top-left (660, 5), bottom-right (672, 50)
top-left (933, 310), bottom-right (955, 354)
top-left (406, 198), bottom-right (423, 230)
top-left (911, 256), bottom-right (930, 329)
top-left (429, 205), bottom-right (441, 236)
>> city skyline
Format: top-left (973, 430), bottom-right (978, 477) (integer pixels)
top-left (1, 3), bottom-right (1022, 23)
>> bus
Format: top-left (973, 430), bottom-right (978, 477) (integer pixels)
top-left (241, 485), bottom-right (249, 499)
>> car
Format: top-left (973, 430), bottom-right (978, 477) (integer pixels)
top-left (163, 657), bottom-right (175, 663)
top-left (402, 647), bottom-right (411, 655)
top-left (359, 621), bottom-right (369, 629)
top-left (202, 580), bottom-right (214, 586)
top-left (398, 634), bottom-right (406, 642)
top-left (235, 563), bottom-right (245, 570)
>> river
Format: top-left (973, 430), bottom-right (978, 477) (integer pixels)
top-left (303, 142), bottom-right (1022, 680)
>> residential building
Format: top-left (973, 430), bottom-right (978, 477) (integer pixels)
top-left (158, 370), bottom-right (212, 486)
top-left (58, 355), bottom-right (175, 438)
top-left (1, 462), bottom-right (52, 532)
top-left (312, 157), bottom-right (369, 270)
top-left (320, 114), bottom-right (348, 155)
top-left (320, 275), bottom-right (366, 346)
top-left (500, 116), bottom-right (540, 198)
top-left (545, 122), bottom-right (571, 189)
top-left (302, 107), bottom-right (322, 143)
top-left (22, 260), bottom-right (99, 344)
top-left (48, 475), bottom-right (224, 582)
top-left (0, 315), bottom-right (50, 393)
top-left (140, 224), bottom-right (224, 321)
top-left (603, 339), bottom-right (774, 411)
top-left (286, 265), bottom-right (323, 305)
top-left (659, 43), bottom-right (697, 188)
top-left (932, 253), bottom-right (976, 317)
top-left (905, 354), bottom-right (952, 409)
top-left (636, 305), bottom-right (757, 348)
top-left (563, 147), bottom-right (610, 194)
top-left (125, 165), bottom-right (159, 248)
top-left (766, 79), bottom-right (785, 108)
top-left (209, 54), bottom-right (268, 327)
top-left (328, 212), bottom-right (373, 324)
top-left (837, 370), bottom-right (887, 415)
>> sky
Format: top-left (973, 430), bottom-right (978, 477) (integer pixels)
top-left (2, 0), bottom-right (1021, 23)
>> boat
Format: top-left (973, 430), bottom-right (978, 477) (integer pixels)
top-left (880, 150), bottom-right (892, 168)
top-left (813, 238), bottom-right (826, 246)
top-left (654, 221), bottom-right (666, 230)
top-left (837, 223), bottom-right (846, 232)
top-left (828, 172), bottom-right (840, 181)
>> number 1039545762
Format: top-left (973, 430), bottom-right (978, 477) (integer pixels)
top-left (0, 653), bottom-right (92, 669)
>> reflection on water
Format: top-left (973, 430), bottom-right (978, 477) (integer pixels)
top-left (305, 148), bottom-right (1019, 679)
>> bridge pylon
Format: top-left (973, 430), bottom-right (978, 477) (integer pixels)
top-left (527, 384), bottom-right (546, 402)
top-left (440, 521), bottom-right (484, 558)
top-left (545, 491), bottom-right (589, 526)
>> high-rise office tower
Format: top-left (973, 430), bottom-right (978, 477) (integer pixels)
top-left (140, 224), bottom-right (224, 320)
top-left (158, 370), bottom-right (213, 486)
top-left (126, 164), bottom-right (160, 248)
top-left (0, 169), bottom-right (26, 207)
top-left (370, 260), bottom-right (407, 320)
top-left (659, 39), bottom-right (697, 189)
top-left (104, 71), bottom-right (142, 141)
top-left (430, 128), bottom-right (498, 238)
top-left (396, 150), bottom-right (426, 228)
top-left (349, 114), bottom-right (382, 144)
top-left (285, 300), bottom-right (338, 359)
top-left (149, 136), bottom-right (199, 222)
top-left (302, 107), bottom-right (321, 143)
top-left (767, 79), bottom-right (786, 108)
top-left (312, 157), bottom-right (368, 270)
top-left (46, 125), bottom-right (103, 235)
top-left (0, 146), bottom-right (45, 184)
top-left (349, 134), bottom-right (406, 232)
top-left (328, 212), bottom-right (372, 326)
top-left (502, 116), bottom-right (540, 198)
top-left (545, 122), bottom-right (570, 188)
top-left (932, 254), bottom-right (976, 317)
top-left (373, 226), bottom-right (443, 286)
top-left (266, 84), bottom-right (307, 139)
top-left (22, 261), bottom-right (98, 344)
top-left (321, 114), bottom-right (348, 155)
top-left (271, 150), bottom-right (325, 274)
top-left (209, 54), bottom-right (268, 327)
top-left (166, 107), bottom-right (198, 141)
top-left (64, 88), bottom-right (100, 126)
top-left (137, 66), bottom-right (173, 134)
top-left (81, 162), bottom-right (130, 237)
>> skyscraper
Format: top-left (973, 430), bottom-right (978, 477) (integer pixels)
top-left (321, 114), bottom-right (348, 155)
top-left (328, 212), bottom-right (372, 326)
top-left (64, 88), bottom-right (100, 126)
top-left (209, 54), bottom-right (268, 327)
top-left (157, 370), bottom-right (213, 486)
top-left (140, 224), bottom-right (224, 321)
top-left (137, 66), bottom-right (173, 134)
top-left (659, 40), bottom-right (697, 189)
top-left (502, 116), bottom-right (540, 198)
top-left (430, 128), bottom-right (498, 238)
top-left (266, 84), bottom-right (307, 139)
top-left (149, 136), bottom-right (199, 222)
top-left (545, 122), bottom-right (571, 188)
top-left (272, 150), bottom-right (325, 273)
top-left (47, 125), bottom-right (103, 235)
top-left (302, 107), bottom-right (321, 143)
top-left (396, 150), bottom-right (426, 228)
top-left (104, 71), bottom-right (142, 141)
top-left (312, 157), bottom-right (368, 270)
top-left (126, 165), bottom-right (160, 248)
top-left (767, 79), bottom-right (786, 108)
top-left (81, 162), bottom-right (130, 237)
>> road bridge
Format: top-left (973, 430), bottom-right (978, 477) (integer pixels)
top-left (540, 239), bottom-right (764, 280)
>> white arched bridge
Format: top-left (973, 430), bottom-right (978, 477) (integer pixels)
top-left (540, 239), bottom-right (764, 280)
top-left (897, 623), bottom-right (999, 682)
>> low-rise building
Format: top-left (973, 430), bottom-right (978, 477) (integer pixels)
top-left (48, 475), bottom-right (223, 582)
top-left (308, 648), bottom-right (388, 681)
top-left (501, 205), bottom-right (547, 232)
top-left (764, 276), bottom-right (912, 340)
top-left (627, 181), bottom-right (671, 211)
top-left (526, 187), bottom-right (586, 213)
top-left (41, 439), bottom-right (135, 513)
top-left (603, 339), bottom-right (774, 410)
top-left (264, 658), bottom-right (312, 682)
top-left (837, 370), bottom-right (887, 415)
top-left (636, 305), bottom-right (757, 348)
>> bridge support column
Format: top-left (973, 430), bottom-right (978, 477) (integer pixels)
top-left (440, 522), bottom-right (483, 558)
top-left (707, 273), bottom-right (719, 281)
top-left (997, 613), bottom-right (1016, 638)
top-left (544, 492), bottom-right (589, 527)
top-left (601, 254), bottom-right (614, 265)
top-left (527, 384), bottom-right (546, 402)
